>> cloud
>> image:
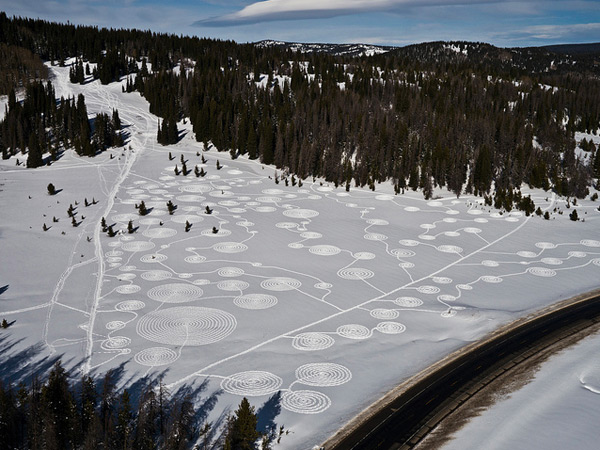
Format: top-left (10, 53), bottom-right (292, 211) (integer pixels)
top-left (493, 22), bottom-right (600, 43)
top-left (195, 0), bottom-right (501, 27)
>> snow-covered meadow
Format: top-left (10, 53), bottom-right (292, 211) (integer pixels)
top-left (1, 64), bottom-right (600, 449)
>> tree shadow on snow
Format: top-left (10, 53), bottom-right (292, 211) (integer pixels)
top-left (257, 391), bottom-right (282, 434)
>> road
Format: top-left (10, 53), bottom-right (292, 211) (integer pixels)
top-left (324, 289), bottom-right (600, 450)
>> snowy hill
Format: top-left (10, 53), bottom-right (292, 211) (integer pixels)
top-left (255, 40), bottom-right (394, 57)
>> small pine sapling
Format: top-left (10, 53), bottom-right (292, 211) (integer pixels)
top-left (107, 225), bottom-right (116, 237)
top-left (216, 160), bottom-right (222, 170)
top-left (43, 223), bottom-right (49, 231)
top-left (137, 201), bottom-right (148, 216)
top-left (168, 151), bottom-right (174, 160)
top-left (1, 319), bottom-right (9, 329)
top-left (47, 183), bottom-right (56, 195)
top-left (185, 220), bottom-right (192, 232)
top-left (101, 217), bottom-right (108, 232)
top-left (71, 216), bottom-right (78, 227)
top-left (201, 155), bottom-right (207, 164)
top-left (174, 164), bottom-right (180, 176)
top-left (205, 206), bottom-right (213, 215)
top-left (166, 200), bottom-right (176, 215)
top-left (212, 226), bottom-right (219, 234)
top-left (127, 220), bottom-right (135, 234)
top-left (194, 165), bottom-right (200, 177)
top-left (53, 216), bottom-right (59, 223)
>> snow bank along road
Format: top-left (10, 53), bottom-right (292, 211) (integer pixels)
top-left (324, 288), bottom-right (600, 450)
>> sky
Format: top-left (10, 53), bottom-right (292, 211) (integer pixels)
top-left (1, 0), bottom-right (599, 47)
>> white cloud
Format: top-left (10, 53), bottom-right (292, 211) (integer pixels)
top-left (197, 0), bottom-right (502, 26)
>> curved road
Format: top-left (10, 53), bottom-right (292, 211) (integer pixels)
top-left (324, 289), bottom-right (600, 450)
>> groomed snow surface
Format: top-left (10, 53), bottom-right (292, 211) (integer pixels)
top-left (441, 330), bottom-right (600, 450)
top-left (1, 63), bottom-right (599, 449)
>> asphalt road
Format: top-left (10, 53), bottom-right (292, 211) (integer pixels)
top-left (326, 290), bottom-right (600, 450)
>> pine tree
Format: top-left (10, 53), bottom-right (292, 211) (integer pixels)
top-left (137, 200), bottom-right (148, 216)
top-left (127, 220), bottom-right (134, 233)
top-left (224, 397), bottom-right (259, 450)
top-left (47, 183), bottom-right (56, 195)
top-left (184, 220), bottom-right (192, 232)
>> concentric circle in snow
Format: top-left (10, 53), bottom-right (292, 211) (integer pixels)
top-left (481, 275), bottom-right (503, 283)
top-left (337, 324), bottom-right (371, 340)
top-left (217, 280), bottom-right (249, 292)
top-left (134, 347), bottom-right (178, 366)
top-left (116, 285), bottom-right (141, 294)
top-left (142, 228), bottom-right (177, 239)
top-left (314, 282), bottom-right (333, 290)
top-left (353, 252), bottom-right (376, 260)
top-left (417, 285), bottom-right (440, 294)
top-left (432, 276), bottom-right (453, 284)
top-left (394, 297), bottom-right (423, 308)
top-left (527, 267), bottom-right (557, 277)
top-left (283, 209), bottom-right (319, 219)
top-left (184, 255), bottom-right (206, 264)
top-left (437, 245), bottom-right (463, 254)
top-left (366, 218), bottom-right (389, 225)
top-left (261, 277), bottom-right (302, 291)
top-left (464, 227), bottom-right (482, 234)
top-left (399, 239), bottom-right (420, 247)
top-left (517, 251), bottom-right (537, 258)
top-left (276, 222), bottom-right (298, 229)
top-left (136, 306), bottom-right (236, 346)
top-left (300, 231), bottom-right (322, 239)
top-left (364, 233), bottom-right (388, 241)
top-left (337, 268), bottom-right (374, 280)
top-left (122, 241), bottom-right (156, 252)
top-left (375, 194), bottom-right (394, 201)
top-left (140, 253), bottom-right (168, 263)
top-left (481, 260), bottom-right (499, 267)
top-left (115, 300), bottom-right (146, 311)
top-left (390, 249), bottom-right (416, 258)
top-left (568, 251), bottom-right (587, 258)
top-left (218, 267), bottom-right (245, 277)
top-left (147, 283), bottom-right (203, 303)
top-left (282, 390), bottom-right (331, 414)
top-left (375, 322), bottom-right (406, 334)
top-left (581, 239), bottom-right (600, 248)
top-left (535, 242), bottom-right (556, 249)
top-left (101, 336), bottom-right (131, 350)
top-left (234, 293), bottom-right (278, 309)
top-left (420, 223), bottom-right (436, 230)
top-left (141, 270), bottom-right (173, 281)
top-left (427, 201), bottom-right (444, 207)
top-left (106, 320), bottom-right (125, 331)
top-left (309, 245), bottom-right (341, 256)
top-left (221, 371), bottom-right (282, 397)
top-left (292, 333), bottom-right (335, 351)
top-left (212, 242), bottom-right (248, 254)
top-left (438, 294), bottom-right (458, 302)
top-left (295, 363), bottom-right (352, 387)
top-left (370, 309), bottom-right (400, 320)
top-left (180, 184), bottom-right (212, 193)
top-left (201, 228), bottom-right (232, 237)
top-left (541, 257), bottom-right (563, 265)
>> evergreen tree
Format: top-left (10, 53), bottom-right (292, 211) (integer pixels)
top-left (224, 397), bottom-right (259, 450)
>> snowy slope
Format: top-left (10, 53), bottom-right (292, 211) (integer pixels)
top-left (1, 63), bottom-right (600, 449)
top-left (440, 330), bottom-right (600, 450)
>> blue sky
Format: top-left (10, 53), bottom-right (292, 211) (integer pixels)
top-left (1, 0), bottom-right (599, 47)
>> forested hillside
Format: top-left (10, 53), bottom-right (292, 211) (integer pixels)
top-left (1, 12), bottom-right (599, 198)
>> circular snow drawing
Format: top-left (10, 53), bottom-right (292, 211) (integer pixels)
top-left (535, 242), bottom-right (556, 250)
top-left (417, 285), bottom-right (440, 294)
top-left (375, 322), bottom-right (406, 334)
top-left (337, 268), bottom-right (374, 280)
top-left (136, 306), bottom-right (236, 346)
top-left (234, 294), bottom-right (278, 310)
top-left (143, 228), bottom-right (177, 239)
top-left (101, 336), bottom-right (131, 350)
top-left (375, 194), bottom-right (394, 201)
top-left (301, 232), bottom-right (322, 239)
top-left (404, 206), bottom-right (420, 212)
top-left (314, 282), bottom-right (333, 290)
top-left (366, 218), bottom-right (389, 225)
top-left (140, 253), bottom-right (168, 263)
top-left (394, 297), bottom-right (423, 308)
top-left (217, 280), bottom-right (249, 292)
top-left (420, 223), bottom-right (436, 230)
top-left (364, 233), bottom-right (388, 241)
top-left (353, 252), bottom-right (376, 260)
top-left (221, 371), bottom-right (283, 397)
top-left (391, 249), bottom-right (414, 258)
top-left (438, 294), bottom-right (457, 302)
top-left (464, 227), bottom-right (482, 234)
top-left (115, 300), bottom-right (146, 311)
top-left (261, 277), bottom-right (302, 291)
top-left (432, 276), bottom-right (453, 284)
top-left (568, 251), bottom-right (587, 258)
top-left (134, 347), bottom-right (178, 367)
top-left (116, 285), bottom-right (141, 294)
top-left (481, 275), bottom-right (503, 283)
top-left (481, 260), bottom-right (499, 267)
top-left (419, 235), bottom-right (436, 241)
top-left (292, 333), bottom-right (335, 351)
top-left (427, 201), bottom-right (444, 207)
top-left (309, 245), bottom-right (341, 256)
top-left (218, 267), bottom-right (245, 277)
top-left (527, 267), bottom-right (557, 277)
top-left (399, 239), bottom-right (420, 247)
top-left (437, 245), bottom-right (463, 254)
top-left (106, 321), bottom-right (125, 331)
top-left (457, 284), bottom-right (473, 290)
top-left (141, 270), bottom-right (173, 282)
top-left (276, 222), bottom-right (297, 229)
top-left (370, 309), bottom-right (400, 320)
top-left (282, 390), bottom-right (331, 414)
top-left (147, 283), bottom-right (204, 303)
top-left (283, 209), bottom-right (319, 219)
top-left (517, 251), bottom-right (537, 258)
top-left (581, 239), bottom-right (600, 248)
top-left (295, 363), bottom-right (352, 387)
top-left (122, 241), bottom-right (156, 252)
top-left (337, 324), bottom-right (371, 340)
top-left (212, 242), bottom-right (248, 254)
top-left (541, 257), bottom-right (563, 265)
top-left (184, 255), bottom-right (206, 264)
